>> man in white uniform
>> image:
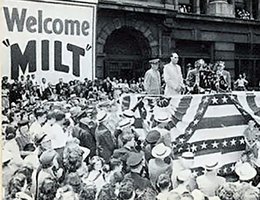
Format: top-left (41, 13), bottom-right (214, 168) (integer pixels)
top-left (163, 53), bottom-right (184, 96)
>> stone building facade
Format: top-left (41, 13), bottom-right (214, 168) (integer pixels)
top-left (96, 0), bottom-right (260, 89)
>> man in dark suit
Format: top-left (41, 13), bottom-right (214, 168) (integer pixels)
top-left (215, 61), bottom-right (231, 92)
top-left (55, 78), bottom-right (68, 96)
top-left (186, 59), bottom-right (202, 94)
top-left (95, 111), bottom-right (116, 163)
top-left (71, 117), bottom-right (96, 159)
top-left (125, 152), bottom-right (152, 192)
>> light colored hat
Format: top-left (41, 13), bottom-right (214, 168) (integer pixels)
top-left (96, 110), bottom-right (109, 122)
top-left (149, 58), bottom-right (160, 64)
top-left (235, 162), bottom-right (257, 181)
top-left (204, 160), bottom-right (220, 170)
top-left (69, 106), bottom-right (81, 117)
top-left (177, 169), bottom-right (192, 182)
top-left (2, 149), bottom-right (13, 163)
top-left (118, 118), bottom-right (134, 129)
top-left (152, 143), bottom-right (171, 159)
top-left (154, 110), bottom-right (170, 123)
top-left (123, 110), bottom-right (135, 118)
top-left (181, 152), bottom-right (194, 160)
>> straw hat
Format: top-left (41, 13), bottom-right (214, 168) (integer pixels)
top-left (177, 169), bottom-right (192, 182)
top-left (122, 109), bottom-right (135, 118)
top-left (235, 162), bottom-right (257, 181)
top-left (152, 143), bottom-right (171, 159)
top-left (181, 152), bottom-right (194, 160)
top-left (204, 160), bottom-right (220, 171)
top-left (96, 110), bottom-right (109, 122)
top-left (118, 118), bottom-right (134, 129)
top-left (2, 150), bottom-right (13, 163)
top-left (154, 110), bottom-right (170, 123)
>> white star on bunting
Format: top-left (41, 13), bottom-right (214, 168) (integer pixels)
top-left (193, 119), bottom-right (199, 125)
top-left (221, 96), bottom-right (228, 103)
top-left (222, 140), bottom-right (228, 147)
top-left (212, 141), bottom-right (219, 148)
top-left (179, 138), bottom-right (185, 143)
top-left (203, 97), bottom-right (209, 103)
top-left (192, 171), bottom-right (198, 177)
top-left (239, 138), bottom-right (245, 144)
top-left (230, 139), bottom-right (236, 146)
top-left (186, 129), bottom-right (193, 135)
top-left (200, 142), bottom-right (207, 149)
top-left (230, 95), bottom-right (236, 100)
top-left (230, 165), bottom-right (235, 172)
top-left (198, 108), bottom-right (204, 114)
top-left (191, 144), bottom-right (197, 152)
top-left (211, 97), bottom-right (218, 104)
top-left (223, 167), bottom-right (228, 173)
top-left (178, 147), bottom-right (183, 152)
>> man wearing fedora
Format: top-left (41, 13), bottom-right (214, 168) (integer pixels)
top-left (144, 130), bottom-right (161, 162)
top-left (143, 58), bottom-right (161, 95)
top-left (171, 151), bottom-right (197, 190)
top-left (95, 110), bottom-right (116, 163)
top-left (196, 160), bottom-right (226, 197)
top-left (71, 117), bottom-right (97, 158)
top-left (125, 152), bottom-right (152, 192)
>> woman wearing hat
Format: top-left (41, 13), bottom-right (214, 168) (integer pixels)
top-left (148, 143), bottom-right (172, 189)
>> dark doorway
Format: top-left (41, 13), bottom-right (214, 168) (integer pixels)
top-left (104, 27), bottom-right (151, 81)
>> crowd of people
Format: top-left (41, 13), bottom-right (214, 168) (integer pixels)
top-left (2, 53), bottom-right (260, 200)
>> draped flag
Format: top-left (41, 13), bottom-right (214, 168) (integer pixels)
top-left (120, 92), bottom-right (260, 176)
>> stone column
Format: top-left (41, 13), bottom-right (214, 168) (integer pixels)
top-left (195, 0), bottom-right (200, 14)
top-left (165, 0), bottom-right (174, 4)
top-left (165, 0), bottom-right (175, 10)
top-left (258, 0), bottom-right (260, 20)
top-left (174, 0), bottom-right (179, 10)
top-left (214, 42), bottom-right (235, 78)
top-left (248, 0), bottom-right (253, 19)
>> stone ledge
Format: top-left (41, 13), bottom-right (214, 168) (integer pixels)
top-left (98, 1), bottom-right (177, 15)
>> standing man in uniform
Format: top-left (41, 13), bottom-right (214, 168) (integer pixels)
top-left (163, 52), bottom-right (185, 96)
top-left (143, 58), bottom-right (161, 95)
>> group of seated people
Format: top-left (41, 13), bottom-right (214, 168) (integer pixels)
top-left (2, 80), bottom-right (260, 200)
top-left (1, 75), bottom-right (146, 112)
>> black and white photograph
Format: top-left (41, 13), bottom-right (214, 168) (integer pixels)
top-left (1, 0), bottom-right (260, 199)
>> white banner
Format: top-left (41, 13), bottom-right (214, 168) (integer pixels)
top-left (1, 0), bottom-right (97, 83)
